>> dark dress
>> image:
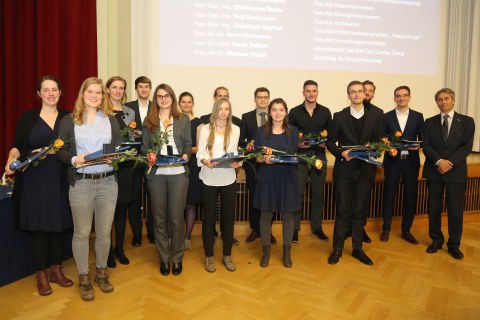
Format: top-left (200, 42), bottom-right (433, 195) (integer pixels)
top-left (186, 117), bottom-right (202, 204)
top-left (114, 111), bottom-right (134, 204)
top-left (253, 126), bottom-right (301, 213)
top-left (19, 117), bottom-right (72, 232)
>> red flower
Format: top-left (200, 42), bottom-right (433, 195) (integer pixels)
top-left (147, 152), bottom-right (157, 166)
top-left (298, 132), bottom-right (303, 139)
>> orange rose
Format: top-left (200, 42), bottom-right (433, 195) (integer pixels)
top-left (298, 132), bottom-right (303, 139)
top-left (164, 119), bottom-right (173, 127)
top-left (315, 159), bottom-right (323, 170)
top-left (147, 152), bottom-right (157, 166)
top-left (382, 137), bottom-right (389, 143)
top-left (264, 147), bottom-right (273, 155)
top-left (389, 148), bottom-right (398, 157)
top-left (53, 138), bottom-right (64, 149)
top-left (320, 130), bottom-right (328, 138)
top-left (395, 131), bottom-right (402, 138)
top-left (129, 121), bottom-right (137, 129)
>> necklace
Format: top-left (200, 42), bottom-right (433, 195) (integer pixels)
top-left (215, 122), bottom-right (227, 128)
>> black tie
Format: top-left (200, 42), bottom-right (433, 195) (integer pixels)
top-left (442, 114), bottom-right (449, 143)
top-left (260, 112), bottom-right (267, 126)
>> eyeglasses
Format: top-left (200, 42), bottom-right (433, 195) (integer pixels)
top-left (256, 96), bottom-right (269, 100)
top-left (349, 90), bottom-right (364, 95)
top-left (157, 94), bottom-right (171, 100)
top-left (395, 94), bottom-right (410, 99)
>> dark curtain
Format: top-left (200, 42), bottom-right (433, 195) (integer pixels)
top-left (0, 0), bottom-right (98, 170)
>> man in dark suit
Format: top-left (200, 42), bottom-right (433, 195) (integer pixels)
top-left (326, 81), bottom-right (383, 265)
top-left (288, 80), bottom-right (332, 243)
top-left (200, 86), bottom-right (241, 126)
top-left (422, 88), bottom-right (475, 259)
top-left (381, 86), bottom-right (424, 244)
top-left (124, 76), bottom-right (154, 246)
top-left (239, 87), bottom-right (276, 244)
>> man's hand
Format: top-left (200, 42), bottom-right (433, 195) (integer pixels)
top-left (437, 159), bottom-right (453, 174)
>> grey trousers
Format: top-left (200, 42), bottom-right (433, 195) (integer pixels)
top-left (147, 172), bottom-right (188, 263)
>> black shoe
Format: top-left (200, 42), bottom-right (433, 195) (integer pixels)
top-left (344, 228), bottom-right (352, 239)
top-left (426, 242), bottom-right (443, 253)
top-left (352, 248), bottom-right (374, 265)
top-left (313, 229), bottom-right (329, 242)
top-left (448, 248), bottom-right (464, 260)
top-left (328, 249), bottom-right (342, 265)
top-left (172, 262), bottom-right (183, 275)
top-left (292, 230), bottom-right (299, 243)
top-left (363, 229), bottom-right (372, 243)
top-left (233, 237), bottom-right (239, 246)
top-left (160, 262), bottom-right (170, 276)
top-left (147, 233), bottom-right (155, 244)
top-left (245, 231), bottom-right (260, 243)
top-left (401, 232), bottom-right (419, 245)
top-left (115, 248), bottom-right (130, 265)
top-left (107, 247), bottom-right (116, 268)
top-left (131, 235), bottom-right (141, 247)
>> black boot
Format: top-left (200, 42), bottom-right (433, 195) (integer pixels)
top-left (283, 245), bottom-right (292, 268)
top-left (260, 245), bottom-right (271, 268)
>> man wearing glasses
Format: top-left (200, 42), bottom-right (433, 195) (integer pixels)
top-left (326, 81), bottom-right (383, 265)
top-left (240, 87), bottom-right (277, 244)
top-left (288, 80), bottom-right (332, 243)
top-left (380, 86), bottom-right (424, 244)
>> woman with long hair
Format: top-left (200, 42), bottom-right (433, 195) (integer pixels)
top-left (105, 76), bottom-right (137, 267)
top-left (57, 77), bottom-right (120, 301)
top-left (197, 98), bottom-right (240, 273)
top-left (5, 76), bottom-right (73, 296)
top-left (178, 91), bottom-right (202, 250)
top-left (253, 98), bottom-right (300, 268)
top-left (142, 83), bottom-right (191, 276)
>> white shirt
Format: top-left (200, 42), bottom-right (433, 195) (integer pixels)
top-left (395, 108), bottom-right (409, 132)
top-left (440, 110), bottom-right (455, 135)
top-left (197, 124), bottom-right (240, 186)
top-left (350, 106), bottom-right (364, 119)
top-left (138, 99), bottom-right (149, 123)
top-left (156, 118), bottom-right (185, 176)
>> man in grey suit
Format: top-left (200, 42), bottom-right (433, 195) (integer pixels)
top-left (422, 88), bottom-right (475, 259)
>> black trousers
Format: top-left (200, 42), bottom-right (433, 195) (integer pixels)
top-left (427, 179), bottom-right (465, 250)
top-left (128, 167), bottom-right (146, 239)
top-left (202, 182), bottom-right (236, 257)
top-left (31, 231), bottom-right (64, 270)
top-left (332, 175), bottom-right (373, 250)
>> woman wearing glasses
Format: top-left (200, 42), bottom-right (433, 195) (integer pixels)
top-left (142, 84), bottom-right (192, 276)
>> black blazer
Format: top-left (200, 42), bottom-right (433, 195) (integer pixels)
top-left (382, 108), bottom-right (424, 169)
top-left (326, 106), bottom-right (384, 180)
top-left (239, 109), bottom-right (259, 147)
top-left (422, 112), bottom-right (475, 182)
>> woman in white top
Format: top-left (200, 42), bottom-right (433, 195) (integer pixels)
top-left (197, 98), bottom-right (240, 272)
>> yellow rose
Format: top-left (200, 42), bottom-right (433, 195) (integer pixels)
top-left (54, 139), bottom-right (64, 149)
top-left (315, 159), bottom-right (323, 170)
top-left (320, 130), bottom-right (328, 138)
top-left (395, 131), bottom-right (402, 138)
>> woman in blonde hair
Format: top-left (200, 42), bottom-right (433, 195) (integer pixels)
top-left (197, 98), bottom-right (240, 273)
top-left (57, 77), bottom-right (120, 301)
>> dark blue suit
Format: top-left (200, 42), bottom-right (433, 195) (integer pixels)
top-left (239, 110), bottom-right (262, 233)
top-left (381, 109), bottom-right (424, 233)
top-left (422, 112), bottom-right (475, 250)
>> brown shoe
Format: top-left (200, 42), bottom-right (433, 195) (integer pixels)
top-left (402, 232), bottom-right (419, 245)
top-left (36, 270), bottom-right (52, 296)
top-left (50, 265), bottom-right (73, 287)
top-left (379, 231), bottom-right (390, 242)
top-left (79, 273), bottom-right (95, 301)
top-left (94, 268), bottom-right (114, 293)
top-left (245, 231), bottom-right (260, 243)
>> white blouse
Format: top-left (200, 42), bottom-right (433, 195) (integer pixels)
top-left (197, 124), bottom-right (240, 186)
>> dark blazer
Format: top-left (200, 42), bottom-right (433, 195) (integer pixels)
top-left (239, 109), bottom-right (260, 147)
top-left (382, 108), bottom-right (424, 169)
top-left (57, 113), bottom-right (121, 186)
top-left (422, 112), bottom-right (475, 182)
top-left (124, 99), bottom-right (150, 130)
top-left (326, 106), bottom-right (384, 180)
top-left (141, 114), bottom-right (192, 179)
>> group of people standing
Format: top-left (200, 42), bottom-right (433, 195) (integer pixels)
top-left (4, 76), bottom-right (475, 301)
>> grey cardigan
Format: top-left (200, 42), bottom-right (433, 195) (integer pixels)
top-left (57, 113), bottom-right (121, 186)
top-left (141, 114), bottom-right (192, 179)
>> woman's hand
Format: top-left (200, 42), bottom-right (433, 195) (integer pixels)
top-left (264, 155), bottom-right (273, 164)
top-left (230, 161), bottom-right (241, 169)
top-left (74, 153), bottom-right (89, 165)
top-left (341, 150), bottom-right (354, 161)
top-left (181, 153), bottom-right (189, 161)
top-left (5, 158), bottom-right (16, 175)
top-left (203, 159), bottom-right (219, 168)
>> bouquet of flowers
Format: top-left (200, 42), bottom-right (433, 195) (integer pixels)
top-left (298, 129), bottom-right (328, 146)
top-left (9, 138), bottom-right (65, 172)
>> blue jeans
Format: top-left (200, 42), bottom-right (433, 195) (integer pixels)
top-left (69, 176), bottom-right (118, 275)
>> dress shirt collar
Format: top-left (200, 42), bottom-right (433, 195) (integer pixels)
top-left (350, 106), bottom-right (364, 119)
